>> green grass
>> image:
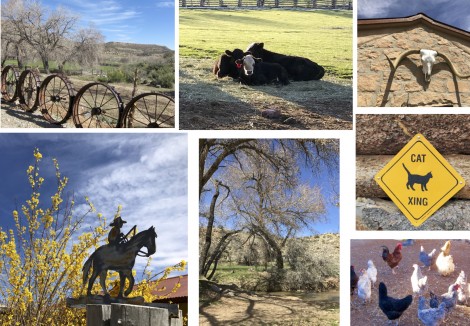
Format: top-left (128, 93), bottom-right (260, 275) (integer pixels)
top-left (179, 9), bottom-right (352, 79)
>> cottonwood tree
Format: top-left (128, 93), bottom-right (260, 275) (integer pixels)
top-left (2, 0), bottom-right (78, 73)
top-left (55, 26), bottom-right (104, 72)
top-left (199, 139), bottom-right (338, 277)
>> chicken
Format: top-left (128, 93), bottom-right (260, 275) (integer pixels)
top-left (381, 243), bottom-right (402, 274)
top-left (435, 240), bottom-right (454, 276)
top-left (351, 265), bottom-right (359, 295)
top-left (452, 270), bottom-right (467, 305)
top-left (378, 282), bottom-right (413, 324)
top-left (418, 296), bottom-right (446, 326)
top-left (367, 259), bottom-right (377, 288)
top-left (411, 264), bottom-right (428, 295)
top-left (357, 269), bottom-right (371, 303)
top-left (430, 291), bottom-right (439, 309)
top-left (430, 284), bottom-right (460, 313)
top-left (419, 245), bottom-right (436, 270)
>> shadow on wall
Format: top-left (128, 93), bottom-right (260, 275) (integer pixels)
top-left (380, 59), bottom-right (463, 107)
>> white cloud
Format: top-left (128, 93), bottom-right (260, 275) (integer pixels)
top-left (72, 134), bottom-right (188, 280)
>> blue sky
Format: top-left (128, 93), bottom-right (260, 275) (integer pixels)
top-left (0, 133), bottom-right (187, 280)
top-left (43, 0), bottom-right (175, 48)
top-left (358, 0), bottom-right (470, 32)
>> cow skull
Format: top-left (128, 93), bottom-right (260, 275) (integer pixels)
top-left (420, 49), bottom-right (438, 82)
top-left (391, 49), bottom-right (470, 82)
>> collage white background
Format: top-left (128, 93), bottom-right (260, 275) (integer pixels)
top-left (2, 3), bottom-right (470, 325)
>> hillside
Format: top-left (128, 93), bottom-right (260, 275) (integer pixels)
top-left (104, 42), bottom-right (173, 57)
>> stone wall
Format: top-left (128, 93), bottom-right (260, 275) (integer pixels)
top-left (358, 23), bottom-right (470, 107)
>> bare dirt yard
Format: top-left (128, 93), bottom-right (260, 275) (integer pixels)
top-left (179, 58), bottom-right (352, 130)
top-left (350, 239), bottom-right (470, 325)
top-left (200, 286), bottom-right (339, 325)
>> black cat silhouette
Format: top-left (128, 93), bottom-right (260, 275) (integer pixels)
top-left (403, 163), bottom-right (432, 191)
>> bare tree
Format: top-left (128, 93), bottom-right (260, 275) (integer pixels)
top-left (55, 26), bottom-right (104, 71)
top-left (224, 152), bottom-right (326, 270)
top-left (2, 0), bottom-right (78, 73)
top-left (199, 139), bottom-right (338, 277)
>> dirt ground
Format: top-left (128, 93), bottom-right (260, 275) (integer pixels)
top-left (200, 288), bottom-right (339, 326)
top-left (350, 239), bottom-right (470, 325)
top-left (179, 58), bottom-right (352, 130)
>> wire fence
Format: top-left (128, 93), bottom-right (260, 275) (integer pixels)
top-left (179, 0), bottom-right (353, 9)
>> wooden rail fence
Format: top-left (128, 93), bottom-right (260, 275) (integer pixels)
top-left (180, 0), bottom-right (353, 9)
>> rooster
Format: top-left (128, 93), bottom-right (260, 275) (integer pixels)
top-left (357, 269), bottom-right (371, 303)
top-left (430, 284), bottom-right (460, 313)
top-left (419, 245), bottom-right (436, 270)
top-left (381, 243), bottom-right (402, 274)
top-left (452, 270), bottom-right (467, 305)
top-left (411, 264), bottom-right (428, 296)
top-left (436, 240), bottom-right (454, 276)
top-left (418, 295), bottom-right (446, 326)
top-left (367, 259), bottom-right (377, 288)
top-left (378, 282), bottom-right (413, 324)
top-left (351, 265), bottom-right (359, 295)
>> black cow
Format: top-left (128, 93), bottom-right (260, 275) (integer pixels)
top-left (213, 49), bottom-right (247, 79)
top-left (246, 42), bottom-right (325, 81)
top-left (235, 55), bottom-right (289, 86)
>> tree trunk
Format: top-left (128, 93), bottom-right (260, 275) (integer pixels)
top-left (42, 57), bottom-right (50, 74)
top-left (199, 181), bottom-right (220, 275)
top-left (252, 226), bottom-right (283, 270)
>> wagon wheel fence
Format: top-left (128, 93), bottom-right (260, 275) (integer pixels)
top-left (179, 0), bottom-right (352, 9)
top-left (0, 65), bottom-right (175, 129)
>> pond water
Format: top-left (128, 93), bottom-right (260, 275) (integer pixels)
top-left (263, 290), bottom-right (340, 310)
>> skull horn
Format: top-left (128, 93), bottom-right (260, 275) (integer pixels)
top-left (391, 49), bottom-right (420, 70)
top-left (437, 52), bottom-right (470, 79)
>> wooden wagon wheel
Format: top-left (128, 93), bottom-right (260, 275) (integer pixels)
top-left (1, 65), bottom-right (20, 102)
top-left (72, 82), bottom-right (124, 128)
top-left (18, 69), bottom-right (41, 112)
top-left (38, 74), bottom-right (75, 124)
top-left (122, 92), bottom-right (175, 128)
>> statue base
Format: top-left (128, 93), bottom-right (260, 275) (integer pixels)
top-left (66, 295), bottom-right (144, 308)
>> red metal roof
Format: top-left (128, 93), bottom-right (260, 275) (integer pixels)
top-left (151, 274), bottom-right (188, 300)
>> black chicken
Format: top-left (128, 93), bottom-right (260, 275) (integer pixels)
top-left (351, 265), bottom-right (359, 295)
top-left (378, 282), bottom-right (413, 324)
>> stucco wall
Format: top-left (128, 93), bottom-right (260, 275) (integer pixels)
top-left (358, 23), bottom-right (470, 107)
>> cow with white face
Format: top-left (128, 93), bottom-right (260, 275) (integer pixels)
top-left (235, 54), bottom-right (289, 86)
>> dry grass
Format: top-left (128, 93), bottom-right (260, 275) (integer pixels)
top-left (179, 58), bottom-right (352, 130)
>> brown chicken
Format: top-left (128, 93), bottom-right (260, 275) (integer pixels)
top-left (381, 243), bottom-right (403, 274)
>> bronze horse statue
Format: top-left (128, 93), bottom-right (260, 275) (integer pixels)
top-left (82, 226), bottom-right (157, 298)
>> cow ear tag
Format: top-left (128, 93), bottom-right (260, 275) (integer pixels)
top-left (236, 63), bottom-right (242, 69)
top-left (374, 133), bottom-right (465, 227)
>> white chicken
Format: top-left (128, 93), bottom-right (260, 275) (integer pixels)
top-left (451, 270), bottom-right (467, 305)
top-left (435, 240), bottom-right (454, 277)
top-left (367, 259), bottom-right (377, 288)
top-left (357, 269), bottom-right (371, 303)
top-left (411, 264), bottom-right (428, 295)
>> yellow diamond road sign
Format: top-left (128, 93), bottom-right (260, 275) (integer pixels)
top-left (375, 133), bottom-right (465, 227)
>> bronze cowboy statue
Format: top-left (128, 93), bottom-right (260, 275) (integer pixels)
top-left (108, 215), bottom-right (128, 245)
top-left (82, 216), bottom-right (157, 299)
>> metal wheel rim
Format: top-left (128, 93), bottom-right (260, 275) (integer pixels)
top-left (19, 69), bottom-right (41, 112)
top-left (38, 74), bottom-right (75, 124)
top-left (123, 92), bottom-right (175, 128)
top-left (1, 65), bottom-right (20, 102)
top-left (72, 82), bottom-right (123, 128)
